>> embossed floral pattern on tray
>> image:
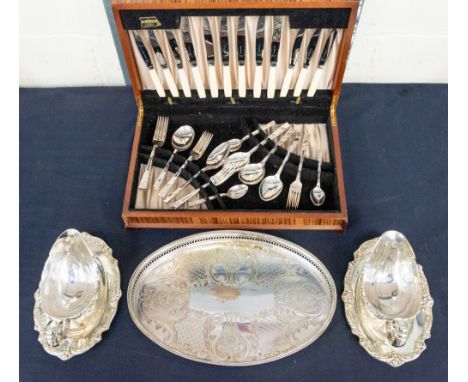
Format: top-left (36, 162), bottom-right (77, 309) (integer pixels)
top-left (128, 230), bottom-right (337, 366)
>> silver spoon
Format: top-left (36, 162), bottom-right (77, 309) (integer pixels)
top-left (227, 120), bottom-right (276, 152)
top-left (163, 139), bottom-right (232, 204)
top-left (162, 121), bottom-right (275, 204)
top-left (153, 125), bottom-right (195, 191)
top-left (239, 128), bottom-right (294, 185)
top-left (210, 122), bottom-right (290, 186)
top-left (188, 184), bottom-right (248, 208)
top-left (259, 132), bottom-right (300, 201)
top-left (310, 124), bottom-right (326, 206)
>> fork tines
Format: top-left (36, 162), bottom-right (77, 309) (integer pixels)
top-left (138, 115), bottom-right (169, 192)
top-left (153, 116), bottom-right (169, 144)
top-left (192, 131), bottom-right (214, 159)
top-left (286, 181), bottom-right (302, 209)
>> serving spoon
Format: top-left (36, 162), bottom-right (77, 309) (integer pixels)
top-left (153, 125), bottom-right (195, 192)
top-left (239, 128), bottom-right (294, 185)
top-left (188, 184), bottom-right (248, 208)
top-left (259, 132), bottom-right (300, 201)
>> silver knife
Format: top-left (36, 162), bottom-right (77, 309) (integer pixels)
top-left (253, 16), bottom-right (265, 98)
top-left (308, 29), bottom-right (337, 97)
top-left (203, 17), bottom-right (218, 97)
top-left (267, 16), bottom-right (284, 98)
top-left (132, 30), bottom-right (165, 97)
top-left (237, 17), bottom-right (247, 97)
top-left (219, 16), bottom-right (232, 97)
top-left (148, 30), bottom-right (179, 97)
top-left (166, 29), bottom-right (191, 97)
top-left (293, 29), bottom-right (321, 96)
top-left (280, 28), bottom-right (305, 97)
top-left (181, 17), bottom-right (206, 98)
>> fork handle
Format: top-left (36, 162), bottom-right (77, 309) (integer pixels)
top-left (277, 138), bottom-right (299, 176)
top-left (153, 150), bottom-right (177, 191)
top-left (170, 182), bottom-right (209, 209)
top-left (296, 148), bottom-right (306, 181)
top-left (164, 169), bottom-right (202, 203)
top-left (159, 155), bottom-right (193, 197)
top-left (138, 144), bottom-right (157, 190)
top-left (188, 194), bottom-right (218, 208)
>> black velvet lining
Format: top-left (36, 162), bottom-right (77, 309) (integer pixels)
top-left (129, 96), bottom-right (340, 212)
top-left (120, 8), bottom-right (351, 30)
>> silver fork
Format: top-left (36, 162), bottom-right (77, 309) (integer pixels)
top-left (159, 131), bottom-right (214, 198)
top-left (286, 124), bottom-right (307, 209)
top-left (138, 116), bottom-right (169, 190)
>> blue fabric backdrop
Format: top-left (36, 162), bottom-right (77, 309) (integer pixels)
top-left (19, 84), bottom-right (447, 382)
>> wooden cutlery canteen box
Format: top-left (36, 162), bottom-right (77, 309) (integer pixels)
top-left (111, 0), bottom-right (359, 230)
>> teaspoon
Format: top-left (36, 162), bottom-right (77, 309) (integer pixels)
top-left (188, 184), bottom-right (248, 208)
top-left (310, 124), bottom-right (326, 206)
top-left (239, 128), bottom-right (294, 185)
top-left (259, 132), bottom-right (300, 201)
top-left (153, 125), bottom-right (195, 191)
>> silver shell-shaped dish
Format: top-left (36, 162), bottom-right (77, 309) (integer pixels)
top-left (128, 230), bottom-right (336, 366)
top-left (34, 229), bottom-right (121, 360)
top-left (342, 234), bottom-right (433, 367)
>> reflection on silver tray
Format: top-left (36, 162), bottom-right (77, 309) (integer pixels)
top-left (342, 232), bottom-right (433, 367)
top-left (33, 229), bottom-right (121, 360)
top-left (128, 230), bottom-right (336, 366)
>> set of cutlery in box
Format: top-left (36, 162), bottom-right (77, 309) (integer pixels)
top-left (130, 15), bottom-right (341, 98)
top-left (135, 118), bottom-right (332, 210)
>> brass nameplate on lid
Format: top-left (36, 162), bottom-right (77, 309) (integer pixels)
top-left (139, 16), bottom-right (161, 29)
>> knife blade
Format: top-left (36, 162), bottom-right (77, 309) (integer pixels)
top-left (204, 16), bottom-right (218, 98)
top-left (219, 16), bottom-right (232, 97)
top-left (307, 29), bottom-right (337, 97)
top-left (237, 17), bottom-right (247, 97)
top-left (253, 16), bottom-right (265, 98)
top-left (280, 28), bottom-right (305, 97)
top-left (166, 30), bottom-right (191, 97)
top-left (132, 30), bottom-right (165, 97)
top-left (293, 29), bottom-right (321, 96)
top-left (148, 30), bottom-right (179, 97)
top-left (267, 16), bottom-right (283, 98)
top-left (181, 17), bottom-right (206, 98)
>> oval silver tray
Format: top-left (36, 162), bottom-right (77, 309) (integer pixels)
top-left (128, 230), bottom-right (336, 366)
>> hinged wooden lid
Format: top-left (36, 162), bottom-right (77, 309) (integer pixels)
top-left (111, 0), bottom-right (360, 111)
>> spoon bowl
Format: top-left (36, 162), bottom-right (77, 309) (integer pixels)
top-left (226, 183), bottom-right (249, 199)
top-left (153, 125), bottom-right (195, 191)
top-left (228, 138), bottom-right (242, 151)
top-left (311, 186), bottom-right (326, 206)
top-left (239, 162), bottom-right (265, 185)
top-left (259, 174), bottom-right (283, 201)
top-left (206, 141), bottom-right (231, 167)
top-left (172, 125), bottom-right (195, 150)
top-left (258, 132), bottom-right (300, 202)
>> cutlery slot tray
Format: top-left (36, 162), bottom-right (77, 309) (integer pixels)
top-left (132, 97), bottom-right (339, 212)
top-left (113, 0), bottom-right (359, 230)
